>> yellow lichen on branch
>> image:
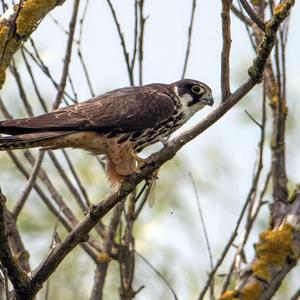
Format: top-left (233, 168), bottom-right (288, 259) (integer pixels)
top-left (248, 0), bottom-right (295, 83)
top-left (0, 0), bottom-right (65, 88)
top-left (16, 0), bottom-right (58, 37)
top-left (252, 224), bottom-right (298, 281)
top-left (220, 282), bottom-right (262, 300)
top-left (220, 223), bottom-right (300, 300)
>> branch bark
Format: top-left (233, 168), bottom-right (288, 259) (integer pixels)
top-left (0, 0), bottom-right (67, 88)
top-left (220, 189), bottom-right (300, 300)
top-left (0, 189), bottom-right (30, 299)
top-left (221, 0), bottom-right (232, 101)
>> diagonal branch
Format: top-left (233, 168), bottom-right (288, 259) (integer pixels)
top-left (239, 0), bottom-right (265, 31)
top-left (0, 0), bottom-right (67, 88)
top-left (25, 2), bottom-right (295, 297)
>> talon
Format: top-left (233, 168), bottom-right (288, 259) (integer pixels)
top-left (129, 151), bottom-right (146, 169)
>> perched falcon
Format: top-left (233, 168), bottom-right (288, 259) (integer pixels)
top-left (0, 79), bottom-right (213, 185)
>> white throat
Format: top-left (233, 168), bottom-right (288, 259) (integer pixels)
top-left (173, 86), bottom-right (204, 121)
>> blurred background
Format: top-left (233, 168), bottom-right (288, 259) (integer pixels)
top-left (0, 1), bottom-right (300, 299)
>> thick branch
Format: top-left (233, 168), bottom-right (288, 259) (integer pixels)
top-left (0, 0), bottom-right (66, 88)
top-left (248, 0), bottom-right (294, 83)
top-left (0, 189), bottom-right (30, 299)
top-left (220, 190), bottom-right (300, 300)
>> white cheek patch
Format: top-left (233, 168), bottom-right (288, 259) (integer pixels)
top-left (181, 93), bottom-right (193, 108)
top-left (173, 87), bottom-right (204, 120)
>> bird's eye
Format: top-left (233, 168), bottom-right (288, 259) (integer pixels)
top-left (191, 85), bottom-right (204, 95)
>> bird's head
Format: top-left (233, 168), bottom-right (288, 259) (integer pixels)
top-left (172, 79), bottom-right (214, 116)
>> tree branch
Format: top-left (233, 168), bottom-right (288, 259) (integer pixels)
top-left (52, 0), bottom-right (80, 109)
top-left (0, 188), bottom-right (30, 299)
top-left (24, 2), bottom-right (295, 296)
top-left (0, 0), bottom-right (67, 88)
top-left (221, 0), bottom-right (232, 101)
top-left (239, 0), bottom-right (265, 31)
top-left (220, 190), bottom-right (300, 300)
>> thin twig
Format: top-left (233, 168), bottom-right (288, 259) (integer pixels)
top-left (189, 172), bottom-right (214, 298)
top-left (220, 82), bottom-right (268, 293)
top-left (181, 0), bottom-right (197, 79)
top-left (236, 0), bottom-right (257, 51)
top-left (239, 0), bottom-right (265, 31)
top-left (130, 0), bottom-right (138, 75)
top-left (90, 204), bottom-right (122, 300)
top-left (136, 252), bottom-right (179, 300)
top-left (12, 150), bottom-right (45, 218)
top-left (221, 0), bottom-right (232, 101)
top-left (230, 3), bottom-right (252, 26)
top-left (138, 0), bottom-right (146, 85)
top-left (106, 0), bottom-right (134, 85)
top-left (52, 0), bottom-right (80, 109)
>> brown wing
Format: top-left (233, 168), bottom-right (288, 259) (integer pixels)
top-left (0, 84), bottom-right (175, 135)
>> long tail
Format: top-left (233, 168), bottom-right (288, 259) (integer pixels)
top-left (0, 131), bottom-right (74, 151)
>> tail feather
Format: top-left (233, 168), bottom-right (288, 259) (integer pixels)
top-left (0, 131), bottom-right (74, 150)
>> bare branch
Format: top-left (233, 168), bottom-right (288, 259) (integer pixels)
top-left (221, 0), bottom-right (232, 101)
top-left (220, 192), bottom-right (300, 300)
top-left (90, 204), bottom-right (122, 300)
top-left (0, 188), bottom-right (30, 298)
top-left (52, 0), bottom-right (80, 109)
top-left (189, 172), bottom-right (214, 297)
top-left (138, 0), bottom-right (146, 85)
top-left (230, 3), bottom-right (252, 26)
top-left (12, 150), bottom-right (45, 218)
top-left (136, 251), bottom-right (179, 300)
top-left (181, 0), bottom-right (197, 79)
top-left (239, 0), bottom-right (265, 31)
top-left (106, 0), bottom-right (134, 85)
top-left (0, 0), bottom-right (67, 88)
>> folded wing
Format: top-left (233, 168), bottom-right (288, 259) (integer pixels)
top-left (0, 85), bottom-right (175, 135)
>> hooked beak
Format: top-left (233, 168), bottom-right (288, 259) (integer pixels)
top-left (201, 95), bottom-right (214, 106)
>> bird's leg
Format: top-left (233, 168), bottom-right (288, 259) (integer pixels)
top-left (107, 142), bottom-right (143, 178)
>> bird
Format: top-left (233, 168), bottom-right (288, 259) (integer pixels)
top-left (0, 79), bottom-right (214, 185)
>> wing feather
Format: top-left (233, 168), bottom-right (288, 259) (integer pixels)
top-left (0, 84), bottom-right (175, 135)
